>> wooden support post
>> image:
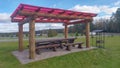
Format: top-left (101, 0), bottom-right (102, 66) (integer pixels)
top-left (29, 19), bottom-right (36, 59)
top-left (86, 22), bottom-right (90, 48)
top-left (18, 23), bottom-right (24, 52)
top-left (64, 25), bottom-right (68, 39)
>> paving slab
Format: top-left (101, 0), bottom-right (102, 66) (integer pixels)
top-left (12, 46), bottom-right (96, 64)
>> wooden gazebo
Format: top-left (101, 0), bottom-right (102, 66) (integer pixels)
top-left (10, 4), bottom-right (97, 59)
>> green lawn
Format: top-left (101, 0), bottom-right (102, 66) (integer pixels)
top-left (0, 36), bottom-right (120, 68)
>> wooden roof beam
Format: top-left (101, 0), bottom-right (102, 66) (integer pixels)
top-left (65, 19), bottom-right (93, 25)
top-left (18, 10), bottom-right (93, 20)
top-left (19, 15), bottom-right (38, 25)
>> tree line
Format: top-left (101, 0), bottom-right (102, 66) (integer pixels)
top-left (94, 8), bottom-right (120, 33)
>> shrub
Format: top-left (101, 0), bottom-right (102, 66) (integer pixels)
top-left (47, 29), bottom-right (58, 37)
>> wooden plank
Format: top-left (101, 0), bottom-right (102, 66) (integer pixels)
top-left (63, 42), bottom-right (84, 46)
top-left (29, 19), bottom-right (36, 59)
top-left (36, 44), bottom-right (60, 49)
top-left (18, 23), bottom-right (24, 52)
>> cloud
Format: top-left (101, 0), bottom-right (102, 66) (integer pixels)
top-left (0, 23), bottom-right (64, 33)
top-left (94, 15), bottom-right (111, 20)
top-left (70, 5), bottom-right (100, 13)
top-left (0, 13), bottom-right (11, 23)
top-left (0, 23), bottom-right (18, 33)
top-left (114, 1), bottom-right (120, 6)
top-left (99, 6), bottom-right (118, 14)
top-left (70, 5), bottom-right (118, 15)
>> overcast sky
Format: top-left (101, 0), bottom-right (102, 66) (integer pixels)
top-left (0, 0), bottom-right (120, 33)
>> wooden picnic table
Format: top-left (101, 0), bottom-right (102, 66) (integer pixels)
top-left (35, 38), bottom-right (76, 46)
top-left (35, 38), bottom-right (76, 54)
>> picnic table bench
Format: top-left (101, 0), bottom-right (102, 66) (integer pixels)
top-left (36, 44), bottom-right (60, 54)
top-left (32, 38), bottom-right (84, 54)
top-left (63, 42), bottom-right (84, 51)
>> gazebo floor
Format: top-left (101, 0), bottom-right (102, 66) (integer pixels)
top-left (12, 46), bottom-right (96, 64)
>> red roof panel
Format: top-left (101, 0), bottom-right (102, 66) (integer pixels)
top-left (11, 4), bottom-right (97, 25)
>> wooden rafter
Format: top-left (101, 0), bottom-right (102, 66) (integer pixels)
top-left (18, 10), bottom-right (93, 20)
top-left (11, 4), bottom-right (97, 24)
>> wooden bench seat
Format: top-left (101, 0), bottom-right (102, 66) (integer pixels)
top-left (63, 42), bottom-right (84, 51)
top-left (36, 44), bottom-right (60, 54)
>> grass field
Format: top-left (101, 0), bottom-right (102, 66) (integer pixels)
top-left (0, 36), bottom-right (120, 68)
